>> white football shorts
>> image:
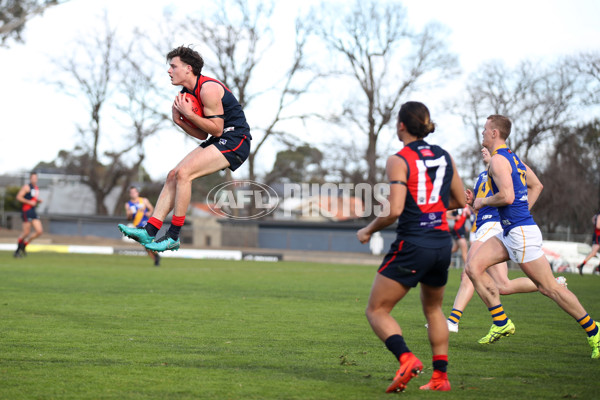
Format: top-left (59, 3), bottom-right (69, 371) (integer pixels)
top-left (497, 224), bottom-right (545, 264)
top-left (472, 221), bottom-right (503, 242)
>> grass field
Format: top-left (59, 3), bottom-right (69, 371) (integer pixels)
top-left (1, 251), bottom-right (599, 399)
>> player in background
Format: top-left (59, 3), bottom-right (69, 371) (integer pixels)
top-left (577, 212), bottom-right (600, 275)
top-left (447, 205), bottom-right (470, 268)
top-left (118, 46), bottom-right (251, 252)
top-left (125, 186), bottom-right (160, 266)
top-left (466, 115), bottom-right (600, 359)
top-left (357, 101), bottom-right (466, 392)
top-left (446, 147), bottom-right (544, 333)
top-left (14, 172), bottom-right (43, 257)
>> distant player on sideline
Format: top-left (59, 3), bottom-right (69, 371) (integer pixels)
top-left (577, 212), bottom-right (600, 275)
top-left (14, 172), bottom-right (43, 257)
top-left (125, 186), bottom-right (160, 266)
top-left (118, 46), bottom-right (251, 252)
top-left (466, 115), bottom-right (600, 359)
top-left (446, 147), bottom-right (542, 333)
top-left (357, 101), bottom-right (466, 392)
top-left (447, 205), bottom-right (470, 268)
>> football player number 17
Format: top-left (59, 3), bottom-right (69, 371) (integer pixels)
top-left (415, 157), bottom-right (447, 205)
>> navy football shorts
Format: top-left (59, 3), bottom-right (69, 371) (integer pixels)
top-left (377, 238), bottom-right (452, 288)
top-left (200, 132), bottom-right (250, 171)
top-left (451, 225), bottom-right (467, 240)
top-left (21, 208), bottom-right (39, 222)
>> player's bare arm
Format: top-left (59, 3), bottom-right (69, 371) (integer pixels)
top-left (144, 198), bottom-right (154, 215)
top-left (473, 154), bottom-right (513, 211)
top-left (357, 155), bottom-right (407, 244)
top-left (124, 203), bottom-right (133, 220)
top-left (447, 156), bottom-right (467, 210)
top-left (16, 184), bottom-right (36, 206)
top-left (524, 163), bottom-right (543, 210)
top-left (465, 188), bottom-right (474, 207)
top-left (198, 82), bottom-right (225, 136)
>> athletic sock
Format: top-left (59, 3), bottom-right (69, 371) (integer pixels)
top-left (385, 334), bottom-right (410, 361)
top-left (432, 355), bottom-right (448, 373)
top-left (145, 217), bottom-right (162, 237)
top-left (167, 215), bottom-right (185, 240)
top-left (448, 308), bottom-right (463, 325)
top-left (578, 314), bottom-right (599, 337)
top-left (489, 304), bottom-right (508, 327)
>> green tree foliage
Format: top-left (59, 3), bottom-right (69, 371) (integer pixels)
top-left (3, 186), bottom-right (22, 212)
top-left (264, 145), bottom-right (324, 185)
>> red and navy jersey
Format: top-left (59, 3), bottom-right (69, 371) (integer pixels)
top-left (181, 75), bottom-right (251, 139)
top-left (489, 145), bottom-right (535, 235)
top-left (22, 183), bottom-right (39, 212)
top-left (452, 207), bottom-right (468, 231)
top-left (394, 140), bottom-right (453, 248)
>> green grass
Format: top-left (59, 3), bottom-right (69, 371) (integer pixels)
top-left (1, 251), bottom-right (599, 399)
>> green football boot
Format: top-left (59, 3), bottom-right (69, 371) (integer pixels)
top-left (117, 224), bottom-right (154, 245)
top-left (588, 329), bottom-right (600, 359)
top-left (478, 319), bottom-right (515, 344)
top-left (145, 235), bottom-right (180, 253)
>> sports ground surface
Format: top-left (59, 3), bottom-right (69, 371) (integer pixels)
top-left (1, 246), bottom-right (599, 399)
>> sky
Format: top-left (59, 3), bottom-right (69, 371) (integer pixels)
top-left (1, 0), bottom-right (599, 181)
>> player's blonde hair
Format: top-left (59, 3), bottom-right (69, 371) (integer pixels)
top-left (487, 115), bottom-right (512, 139)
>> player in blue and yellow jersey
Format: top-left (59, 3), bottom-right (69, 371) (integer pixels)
top-left (445, 147), bottom-right (543, 333)
top-left (118, 45), bottom-right (251, 253)
top-left (124, 186), bottom-right (159, 266)
top-left (357, 102), bottom-right (466, 392)
top-left (466, 115), bottom-right (600, 359)
top-left (14, 172), bottom-right (43, 257)
top-left (577, 212), bottom-right (600, 274)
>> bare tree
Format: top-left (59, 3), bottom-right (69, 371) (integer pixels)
top-left (535, 121), bottom-right (600, 235)
top-left (183, 0), bottom-right (319, 181)
top-left (52, 16), bottom-right (169, 214)
top-left (311, 0), bottom-right (459, 187)
top-left (110, 44), bottom-right (174, 214)
top-left (568, 52), bottom-right (600, 106)
top-left (454, 59), bottom-right (583, 176)
top-left (0, 0), bottom-right (67, 45)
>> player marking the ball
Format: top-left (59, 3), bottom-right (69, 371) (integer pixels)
top-left (118, 45), bottom-right (251, 252)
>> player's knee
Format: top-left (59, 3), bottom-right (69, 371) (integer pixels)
top-left (166, 169), bottom-right (178, 183)
top-left (175, 167), bottom-right (192, 183)
top-left (496, 285), bottom-right (510, 295)
top-left (465, 262), bottom-right (477, 279)
top-left (537, 283), bottom-right (560, 299)
top-left (167, 168), bottom-right (181, 185)
top-left (365, 305), bottom-right (376, 321)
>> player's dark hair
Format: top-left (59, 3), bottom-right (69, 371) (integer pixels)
top-left (398, 101), bottom-right (435, 139)
top-left (487, 115), bottom-right (512, 139)
top-left (166, 46), bottom-right (204, 76)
